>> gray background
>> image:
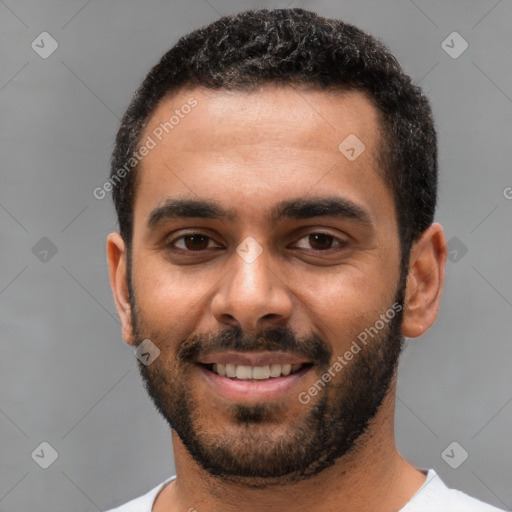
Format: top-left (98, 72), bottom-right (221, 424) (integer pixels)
top-left (1, 1), bottom-right (511, 510)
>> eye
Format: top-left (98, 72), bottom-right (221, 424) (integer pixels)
top-left (166, 231), bottom-right (347, 255)
top-left (293, 232), bottom-right (348, 251)
top-left (168, 233), bottom-right (221, 252)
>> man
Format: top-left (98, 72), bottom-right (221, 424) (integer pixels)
top-left (105, 8), bottom-right (505, 512)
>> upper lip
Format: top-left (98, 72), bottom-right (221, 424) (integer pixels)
top-left (196, 351), bottom-right (312, 367)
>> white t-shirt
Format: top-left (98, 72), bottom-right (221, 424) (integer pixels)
top-left (105, 469), bottom-right (506, 511)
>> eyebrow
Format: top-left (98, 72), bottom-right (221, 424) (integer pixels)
top-left (147, 196), bottom-right (373, 229)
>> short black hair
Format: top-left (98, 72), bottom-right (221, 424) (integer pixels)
top-left (110, 7), bottom-right (437, 262)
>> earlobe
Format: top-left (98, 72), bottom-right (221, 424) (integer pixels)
top-left (402, 223), bottom-right (447, 338)
top-left (106, 232), bottom-right (135, 345)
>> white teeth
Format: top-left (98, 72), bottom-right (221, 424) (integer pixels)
top-left (211, 362), bottom-right (305, 379)
top-left (269, 363), bottom-right (282, 377)
top-left (225, 364), bottom-right (236, 378)
top-left (281, 364), bottom-right (291, 376)
top-left (252, 365), bottom-right (270, 379)
top-left (236, 365), bottom-right (252, 379)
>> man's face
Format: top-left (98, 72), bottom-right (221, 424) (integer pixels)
top-left (124, 85), bottom-right (404, 484)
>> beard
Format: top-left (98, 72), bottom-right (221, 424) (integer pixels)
top-left (128, 266), bottom-right (406, 487)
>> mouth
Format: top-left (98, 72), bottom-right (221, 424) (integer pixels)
top-left (195, 351), bottom-right (314, 402)
top-left (199, 362), bottom-right (312, 379)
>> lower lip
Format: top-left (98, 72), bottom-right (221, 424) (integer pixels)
top-left (197, 364), bottom-right (312, 402)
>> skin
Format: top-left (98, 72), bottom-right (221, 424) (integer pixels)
top-left (107, 84), bottom-right (447, 512)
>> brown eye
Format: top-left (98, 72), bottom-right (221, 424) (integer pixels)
top-left (182, 234), bottom-right (209, 250)
top-left (308, 233), bottom-right (335, 250)
top-left (170, 233), bottom-right (216, 252)
top-left (293, 232), bottom-right (347, 252)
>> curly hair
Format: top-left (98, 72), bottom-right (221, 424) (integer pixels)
top-left (110, 8), bottom-right (437, 262)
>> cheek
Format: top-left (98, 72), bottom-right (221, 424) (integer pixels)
top-left (294, 265), bottom-right (399, 343)
top-left (132, 255), bottom-right (215, 336)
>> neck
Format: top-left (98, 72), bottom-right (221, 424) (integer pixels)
top-left (154, 383), bottom-right (426, 512)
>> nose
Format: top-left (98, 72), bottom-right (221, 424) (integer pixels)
top-left (211, 244), bottom-right (293, 332)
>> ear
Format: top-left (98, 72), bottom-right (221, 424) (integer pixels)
top-left (402, 223), bottom-right (447, 338)
top-left (107, 232), bottom-right (135, 345)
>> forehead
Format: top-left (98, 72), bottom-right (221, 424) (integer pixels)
top-left (143, 84), bottom-right (382, 154)
top-left (134, 84), bottom-right (392, 228)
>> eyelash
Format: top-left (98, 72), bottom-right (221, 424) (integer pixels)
top-left (167, 231), bottom-right (348, 254)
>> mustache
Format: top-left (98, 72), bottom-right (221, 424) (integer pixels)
top-left (176, 324), bottom-right (332, 367)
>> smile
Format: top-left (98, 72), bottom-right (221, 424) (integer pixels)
top-left (204, 362), bottom-right (309, 379)
top-left (195, 351), bottom-right (314, 401)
